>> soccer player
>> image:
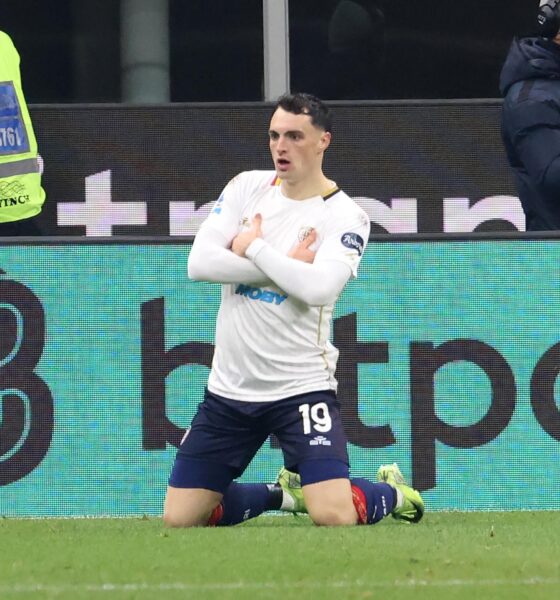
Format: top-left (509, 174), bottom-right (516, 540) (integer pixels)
top-left (164, 92), bottom-right (424, 527)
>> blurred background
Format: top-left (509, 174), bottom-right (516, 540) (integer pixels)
top-left (2, 0), bottom-right (536, 103)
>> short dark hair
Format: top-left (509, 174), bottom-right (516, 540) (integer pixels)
top-left (274, 92), bottom-right (332, 133)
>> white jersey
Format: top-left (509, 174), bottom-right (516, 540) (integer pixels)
top-left (199, 170), bottom-right (370, 402)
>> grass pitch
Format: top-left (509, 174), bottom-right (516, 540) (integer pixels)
top-left (0, 512), bottom-right (558, 600)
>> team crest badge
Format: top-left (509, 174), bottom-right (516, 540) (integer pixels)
top-left (298, 226), bottom-right (314, 241)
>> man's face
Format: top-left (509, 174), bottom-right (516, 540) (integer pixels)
top-left (268, 107), bottom-right (331, 183)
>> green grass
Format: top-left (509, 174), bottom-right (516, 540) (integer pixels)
top-left (0, 512), bottom-right (559, 600)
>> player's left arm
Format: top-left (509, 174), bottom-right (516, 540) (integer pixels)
top-left (238, 212), bottom-right (370, 306)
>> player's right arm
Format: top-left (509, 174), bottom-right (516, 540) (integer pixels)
top-left (188, 226), bottom-right (272, 284)
top-left (187, 173), bottom-right (271, 285)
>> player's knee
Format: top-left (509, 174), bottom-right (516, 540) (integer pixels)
top-left (163, 508), bottom-right (199, 528)
top-left (163, 494), bottom-right (216, 528)
top-left (307, 503), bottom-right (357, 527)
top-left (163, 512), bottom-right (187, 528)
top-left (302, 477), bottom-right (357, 526)
top-left (163, 506), bottom-right (209, 528)
top-left (163, 486), bottom-right (222, 528)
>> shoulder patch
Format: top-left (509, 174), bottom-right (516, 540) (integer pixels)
top-left (341, 232), bottom-right (364, 256)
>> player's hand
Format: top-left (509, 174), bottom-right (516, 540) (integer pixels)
top-left (288, 228), bottom-right (317, 263)
top-left (231, 213), bottom-right (263, 257)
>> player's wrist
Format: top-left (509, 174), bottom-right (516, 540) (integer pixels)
top-left (245, 237), bottom-right (266, 261)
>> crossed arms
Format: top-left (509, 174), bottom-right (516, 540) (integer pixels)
top-left (188, 214), bottom-right (351, 306)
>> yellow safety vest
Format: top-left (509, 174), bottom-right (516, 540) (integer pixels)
top-left (0, 30), bottom-right (45, 222)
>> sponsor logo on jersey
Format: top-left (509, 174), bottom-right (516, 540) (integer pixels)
top-left (341, 232), bottom-right (364, 255)
top-left (235, 284), bottom-right (287, 305)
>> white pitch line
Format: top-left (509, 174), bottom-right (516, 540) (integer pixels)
top-left (0, 577), bottom-right (559, 594)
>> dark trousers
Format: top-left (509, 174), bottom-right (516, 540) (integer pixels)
top-left (0, 215), bottom-right (42, 236)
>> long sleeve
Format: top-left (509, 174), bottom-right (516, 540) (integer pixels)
top-left (187, 225), bottom-right (271, 285)
top-left (245, 238), bottom-right (351, 306)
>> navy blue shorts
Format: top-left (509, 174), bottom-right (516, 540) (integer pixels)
top-left (169, 388), bottom-right (349, 492)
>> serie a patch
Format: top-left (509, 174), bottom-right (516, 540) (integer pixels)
top-left (341, 232), bottom-right (364, 255)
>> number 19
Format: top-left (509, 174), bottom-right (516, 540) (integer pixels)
top-left (298, 402), bottom-right (332, 434)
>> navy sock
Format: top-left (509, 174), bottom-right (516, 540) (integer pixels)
top-left (215, 482), bottom-right (278, 526)
top-left (350, 478), bottom-right (396, 525)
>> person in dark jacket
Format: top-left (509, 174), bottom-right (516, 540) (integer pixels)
top-left (500, 1), bottom-right (560, 230)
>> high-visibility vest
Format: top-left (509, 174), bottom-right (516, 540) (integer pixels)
top-left (0, 30), bottom-right (45, 222)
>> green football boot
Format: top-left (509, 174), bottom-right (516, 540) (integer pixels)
top-left (376, 463), bottom-right (424, 523)
top-left (276, 467), bottom-right (307, 513)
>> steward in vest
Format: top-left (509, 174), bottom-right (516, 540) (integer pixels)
top-left (0, 30), bottom-right (45, 235)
